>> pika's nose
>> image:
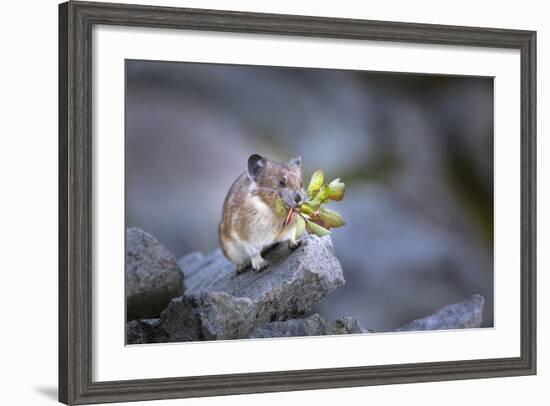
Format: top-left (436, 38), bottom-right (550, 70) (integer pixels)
top-left (294, 193), bottom-right (302, 204)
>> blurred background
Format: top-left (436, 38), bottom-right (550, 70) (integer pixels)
top-left (126, 60), bottom-right (493, 331)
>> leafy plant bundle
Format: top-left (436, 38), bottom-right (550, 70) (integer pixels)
top-left (278, 170), bottom-right (346, 238)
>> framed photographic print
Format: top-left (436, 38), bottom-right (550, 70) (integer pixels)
top-left (59, 1), bottom-right (536, 404)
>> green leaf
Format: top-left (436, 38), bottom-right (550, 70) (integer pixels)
top-left (307, 170), bottom-right (324, 198)
top-left (328, 178), bottom-right (345, 201)
top-left (318, 207), bottom-right (346, 228)
top-left (274, 197), bottom-right (288, 217)
top-left (306, 197), bottom-right (322, 207)
top-left (299, 202), bottom-right (317, 216)
top-left (305, 219), bottom-right (331, 237)
top-left (295, 215), bottom-right (306, 239)
top-left (314, 185), bottom-right (331, 204)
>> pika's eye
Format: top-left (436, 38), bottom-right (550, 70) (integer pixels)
top-left (279, 178), bottom-right (286, 187)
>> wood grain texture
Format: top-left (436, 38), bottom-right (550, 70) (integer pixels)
top-left (58, 1), bottom-right (537, 404)
top-left (58, 3), bottom-right (69, 404)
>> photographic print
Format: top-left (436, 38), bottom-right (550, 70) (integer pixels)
top-left (125, 60), bottom-right (494, 345)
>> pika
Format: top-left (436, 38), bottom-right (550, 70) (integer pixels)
top-left (219, 154), bottom-right (307, 273)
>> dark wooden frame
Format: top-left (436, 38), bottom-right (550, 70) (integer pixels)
top-left (59, 1), bottom-right (536, 404)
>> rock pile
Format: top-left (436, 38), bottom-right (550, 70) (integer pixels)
top-left (126, 227), bottom-right (485, 344)
top-left (397, 294), bottom-right (485, 332)
top-left (126, 227), bottom-right (184, 321)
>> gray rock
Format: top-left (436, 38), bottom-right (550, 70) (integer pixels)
top-left (177, 252), bottom-right (205, 276)
top-left (194, 292), bottom-right (256, 340)
top-left (333, 316), bottom-right (366, 334)
top-left (147, 234), bottom-right (345, 343)
top-left (250, 314), bottom-right (366, 338)
top-left (178, 250), bottom-right (233, 294)
top-left (126, 319), bottom-right (167, 344)
top-left (158, 292), bottom-right (256, 342)
top-left (397, 294), bottom-right (485, 331)
top-left (181, 234), bottom-right (345, 325)
top-left (126, 228), bottom-right (185, 320)
top-left (159, 296), bottom-right (202, 342)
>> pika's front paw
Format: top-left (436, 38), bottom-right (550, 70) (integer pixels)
top-left (289, 239), bottom-right (302, 250)
top-left (251, 257), bottom-right (269, 272)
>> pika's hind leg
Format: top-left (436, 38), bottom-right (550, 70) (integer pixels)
top-left (221, 237), bottom-right (250, 273)
top-left (244, 244), bottom-right (268, 272)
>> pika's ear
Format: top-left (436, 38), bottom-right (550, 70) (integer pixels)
top-left (289, 156), bottom-right (302, 167)
top-left (247, 153), bottom-right (266, 181)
